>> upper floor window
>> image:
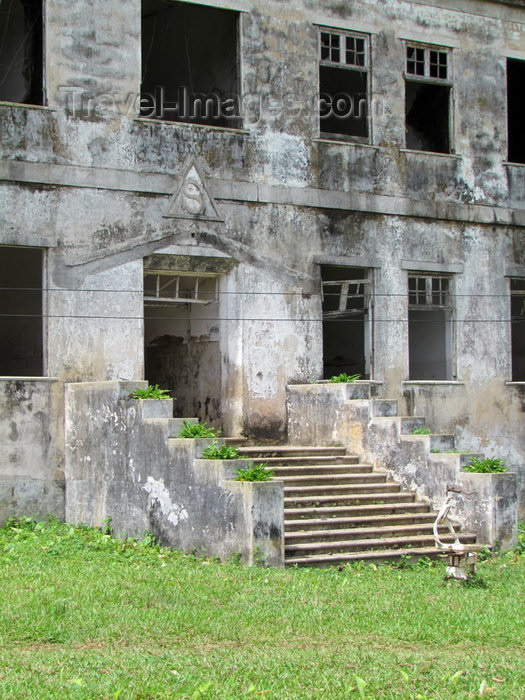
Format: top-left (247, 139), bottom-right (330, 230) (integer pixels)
top-left (405, 43), bottom-right (452, 154)
top-left (141, 0), bottom-right (240, 127)
top-left (507, 58), bottom-right (525, 164)
top-left (0, 0), bottom-right (44, 105)
top-left (319, 28), bottom-right (369, 141)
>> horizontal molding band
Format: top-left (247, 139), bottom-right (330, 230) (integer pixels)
top-left (1, 159), bottom-right (525, 228)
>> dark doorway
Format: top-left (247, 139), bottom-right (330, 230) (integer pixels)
top-left (511, 278), bottom-right (525, 381)
top-left (321, 266), bottom-right (371, 379)
top-left (0, 246), bottom-right (43, 376)
top-left (143, 257), bottom-right (224, 426)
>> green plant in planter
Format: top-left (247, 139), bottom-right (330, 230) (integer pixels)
top-left (327, 373), bottom-right (361, 383)
top-left (200, 441), bottom-right (240, 460)
top-left (130, 384), bottom-right (172, 399)
top-left (412, 426), bottom-right (431, 435)
top-left (178, 420), bottom-right (220, 438)
top-left (234, 461), bottom-right (275, 482)
top-left (463, 457), bottom-right (508, 473)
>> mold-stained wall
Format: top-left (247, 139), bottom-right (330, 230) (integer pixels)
top-left (1, 0), bottom-right (525, 516)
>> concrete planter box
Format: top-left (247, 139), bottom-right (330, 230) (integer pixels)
top-left (287, 382), bottom-right (374, 446)
top-left (132, 397), bottom-right (174, 420)
top-left (457, 471), bottom-right (518, 550)
top-left (193, 457), bottom-right (251, 485)
top-left (191, 458), bottom-right (284, 566)
top-left (226, 480), bottom-right (285, 567)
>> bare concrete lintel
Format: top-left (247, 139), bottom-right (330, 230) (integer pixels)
top-left (505, 264), bottom-right (525, 277)
top-left (313, 254), bottom-right (382, 268)
top-left (402, 380), bottom-right (466, 386)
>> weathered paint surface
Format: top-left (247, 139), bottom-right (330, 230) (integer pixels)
top-left (0, 379), bottom-right (64, 522)
top-left (1, 0), bottom-right (525, 516)
top-left (64, 382), bottom-right (284, 565)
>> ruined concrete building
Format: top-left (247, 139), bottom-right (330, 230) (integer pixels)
top-left (1, 0), bottom-right (524, 556)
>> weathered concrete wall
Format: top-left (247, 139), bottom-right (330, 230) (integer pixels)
top-left (1, 0), bottom-right (525, 500)
top-left (0, 378), bottom-right (63, 523)
top-left (65, 381), bottom-right (284, 565)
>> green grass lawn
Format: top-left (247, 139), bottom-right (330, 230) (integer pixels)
top-left (0, 519), bottom-right (524, 699)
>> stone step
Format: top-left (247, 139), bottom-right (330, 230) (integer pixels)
top-left (283, 483), bottom-right (401, 498)
top-left (285, 522), bottom-right (450, 543)
top-left (278, 472), bottom-right (389, 486)
top-left (284, 501), bottom-right (431, 520)
top-left (284, 511), bottom-right (438, 531)
top-left (245, 455), bottom-right (361, 466)
top-left (224, 437), bottom-right (249, 447)
top-left (271, 464), bottom-right (374, 476)
top-left (285, 533), bottom-right (478, 557)
top-left (284, 491), bottom-right (415, 507)
top-left (238, 445), bottom-right (348, 458)
top-left (286, 545), bottom-right (485, 568)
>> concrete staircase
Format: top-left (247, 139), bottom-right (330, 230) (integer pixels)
top-left (237, 444), bottom-right (478, 567)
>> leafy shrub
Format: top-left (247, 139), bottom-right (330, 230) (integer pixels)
top-left (234, 462), bottom-right (275, 482)
top-left (412, 426), bottom-right (431, 435)
top-left (327, 373), bottom-right (361, 383)
top-left (178, 420), bottom-right (220, 438)
top-left (201, 441), bottom-right (240, 460)
top-left (130, 384), bottom-right (172, 399)
top-left (463, 457), bottom-right (508, 473)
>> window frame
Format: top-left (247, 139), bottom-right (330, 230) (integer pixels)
top-left (405, 44), bottom-right (451, 84)
top-left (318, 26), bottom-right (371, 143)
top-left (408, 273), bottom-right (452, 310)
top-left (144, 270), bottom-right (219, 306)
top-left (407, 272), bottom-right (456, 381)
top-left (403, 41), bottom-right (454, 154)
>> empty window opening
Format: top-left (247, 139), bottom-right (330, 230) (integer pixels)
top-left (511, 278), bottom-right (525, 381)
top-left (408, 274), bottom-right (454, 380)
top-left (321, 266), bottom-right (372, 379)
top-left (141, 0), bottom-right (239, 127)
top-left (405, 44), bottom-right (451, 153)
top-left (507, 58), bottom-right (525, 164)
top-left (0, 0), bottom-right (44, 105)
top-left (143, 263), bottom-right (222, 426)
top-left (0, 246), bottom-right (43, 376)
top-left (319, 29), bottom-right (369, 140)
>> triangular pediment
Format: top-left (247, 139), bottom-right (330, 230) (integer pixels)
top-left (164, 157), bottom-right (223, 222)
